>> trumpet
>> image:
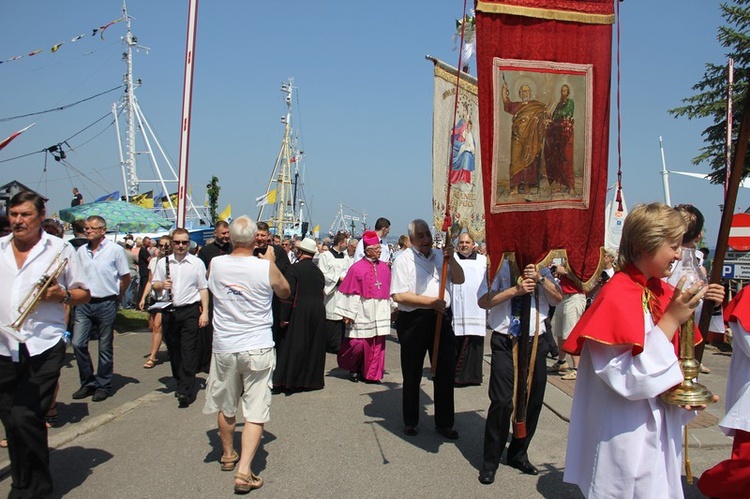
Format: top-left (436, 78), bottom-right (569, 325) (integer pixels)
top-left (1, 249), bottom-right (68, 343)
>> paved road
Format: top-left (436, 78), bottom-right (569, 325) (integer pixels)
top-left (0, 328), bottom-right (734, 498)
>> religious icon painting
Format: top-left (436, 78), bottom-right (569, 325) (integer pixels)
top-left (491, 58), bottom-right (593, 213)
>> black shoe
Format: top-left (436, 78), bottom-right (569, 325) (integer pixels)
top-left (348, 371), bottom-right (359, 383)
top-left (435, 426), bottom-right (459, 440)
top-left (72, 386), bottom-right (96, 399)
top-left (508, 460), bottom-right (538, 475)
top-left (177, 394), bottom-right (190, 408)
top-left (403, 425), bottom-right (419, 436)
top-left (91, 388), bottom-right (110, 402)
top-left (478, 469), bottom-right (496, 485)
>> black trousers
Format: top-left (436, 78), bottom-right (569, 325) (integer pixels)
top-left (396, 308), bottom-right (456, 429)
top-left (482, 332), bottom-right (547, 472)
top-left (0, 340), bottom-right (65, 499)
top-left (324, 319), bottom-right (344, 354)
top-left (454, 335), bottom-right (484, 385)
top-left (162, 303), bottom-right (201, 398)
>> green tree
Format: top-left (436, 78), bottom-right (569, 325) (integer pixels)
top-left (669, 0), bottom-right (750, 184)
top-left (206, 176), bottom-right (220, 224)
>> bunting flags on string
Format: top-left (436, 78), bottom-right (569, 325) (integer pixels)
top-left (255, 189), bottom-right (277, 207)
top-left (0, 123), bottom-right (35, 152)
top-left (218, 204), bottom-right (232, 222)
top-left (0, 16), bottom-right (123, 65)
top-left (130, 190), bottom-right (154, 209)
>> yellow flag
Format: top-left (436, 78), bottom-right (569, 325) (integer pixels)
top-left (312, 225), bottom-right (320, 234)
top-left (218, 204), bottom-right (231, 221)
top-left (130, 190), bottom-right (154, 209)
top-left (255, 189), bottom-right (278, 207)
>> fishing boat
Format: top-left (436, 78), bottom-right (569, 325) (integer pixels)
top-left (328, 203), bottom-right (367, 238)
top-left (256, 79), bottom-right (311, 238)
top-left (112, 1), bottom-right (210, 230)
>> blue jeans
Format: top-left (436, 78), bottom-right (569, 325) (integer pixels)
top-left (73, 300), bottom-right (117, 391)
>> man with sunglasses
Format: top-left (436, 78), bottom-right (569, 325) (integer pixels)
top-left (71, 216), bottom-right (131, 403)
top-left (152, 228), bottom-right (209, 408)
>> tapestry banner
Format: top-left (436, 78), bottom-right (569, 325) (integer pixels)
top-left (431, 58), bottom-right (485, 242)
top-left (476, 0), bottom-right (614, 287)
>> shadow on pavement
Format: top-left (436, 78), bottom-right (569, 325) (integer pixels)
top-left (48, 446), bottom-right (113, 498)
top-left (536, 464), bottom-right (583, 498)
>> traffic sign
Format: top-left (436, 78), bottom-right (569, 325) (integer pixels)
top-left (728, 213), bottom-right (750, 251)
top-left (722, 262), bottom-right (750, 279)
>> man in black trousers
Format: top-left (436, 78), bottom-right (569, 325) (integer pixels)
top-left (390, 219), bottom-right (464, 439)
top-left (152, 228), bottom-right (209, 408)
top-left (477, 262), bottom-right (561, 484)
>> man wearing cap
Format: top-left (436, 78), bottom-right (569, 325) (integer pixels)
top-left (391, 219), bottom-right (464, 439)
top-left (316, 232), bottom-right (350, 354)
top-left (353, 217), bottom-right (391, 264)
top-left (273, 237), bottom-right (327, 391)
top-left (336, 231), bottom-right (392, 383)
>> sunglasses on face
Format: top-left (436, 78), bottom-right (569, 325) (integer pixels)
top-left (172, 240), bottom-right (190, 246)
top-left (158, 244), bottom-right (171, 249)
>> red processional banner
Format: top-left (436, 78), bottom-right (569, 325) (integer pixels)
top-left (476, 0), bottom-right (615, 289)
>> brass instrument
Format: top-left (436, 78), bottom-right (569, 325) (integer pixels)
top-left (1, 249), bottom-right (68, 343)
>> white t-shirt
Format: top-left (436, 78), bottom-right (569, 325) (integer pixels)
top-left (207, 255), bottom-right (274, 353)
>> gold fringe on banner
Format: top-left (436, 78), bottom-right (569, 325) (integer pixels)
top-left (476, 1), bottom-right (615, 25)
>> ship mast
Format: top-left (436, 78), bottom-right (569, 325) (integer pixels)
top-left (258, 79), bottom-right (304, 236)
top-left (113, 0), bottom-right (210, 226)
top-left (122, 0), bottom-right (140, 198)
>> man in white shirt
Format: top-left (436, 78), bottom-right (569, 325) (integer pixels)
top-left (317, 232), bottom-right (350, 353)
top-left (477, 262), bottom-right (561, 484)
top-left (0, 191), bottom-right (89, 497)
top-left (353, 217), bottom-right (391, 264)
top-left (152, 228), bottom-right (209, 408)
top-left (204, 216), bottom-right (290, 494)
top-left (391, 219), bottom-right (464, 438)
top-left (71, 215), bottom-right (131, 402)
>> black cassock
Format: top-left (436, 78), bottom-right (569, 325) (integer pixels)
top-left (273, 258), bottom-right (326, 390)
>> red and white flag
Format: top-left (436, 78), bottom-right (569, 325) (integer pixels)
top-left (0, 123), bottom-right (35, 152)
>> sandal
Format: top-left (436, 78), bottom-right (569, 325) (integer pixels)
top-left (561, 369), bottom-right (578, 381)
top-left (45, 404), bottom-right (58, 428)
top-left (220, 450), bottom-right (240, 471)
top-left (234, 471), bottom-right (263, 494)
top-left (143, 358), bottom-right (157, 369)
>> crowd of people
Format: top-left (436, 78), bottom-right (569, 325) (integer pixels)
top-left (0, 191), bottom-right (748, 497)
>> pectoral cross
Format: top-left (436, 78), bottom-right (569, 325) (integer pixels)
top-left (374, 279), bottom-right (382, 289)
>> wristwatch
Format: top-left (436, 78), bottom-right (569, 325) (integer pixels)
top-left (61, 291), bottom-right (72, 305)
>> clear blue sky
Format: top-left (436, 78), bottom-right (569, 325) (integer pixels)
top-left (0, 1), bottom-right (743, 245)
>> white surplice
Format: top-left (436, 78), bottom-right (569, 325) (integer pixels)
top-left (451, 254), bottom-right (487, 337)
top-left (564, 311), bottom-right (695, 499)
top-left (721, 321), bottom-right (750, 436)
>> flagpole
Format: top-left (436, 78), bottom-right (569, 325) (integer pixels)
top-left (176, 0), bottom-right (199, 228)
top-left (659, 136), bottom-right (671, 207)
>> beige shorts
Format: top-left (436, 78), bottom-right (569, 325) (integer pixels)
top-left (553, 293), bottom-right (587, 340)
top-left (202, 347), bottom-right (275, 423)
